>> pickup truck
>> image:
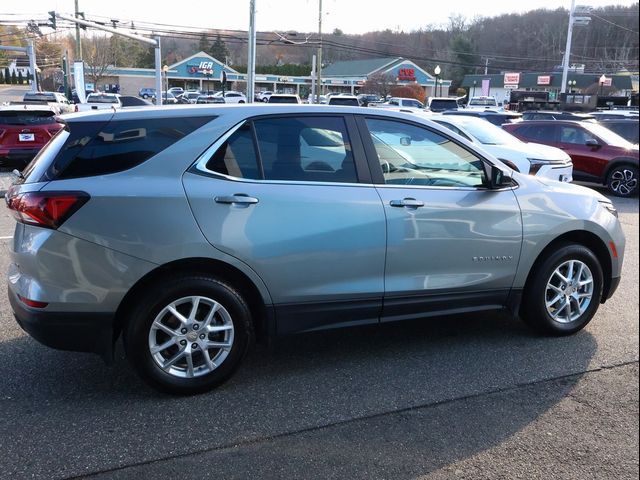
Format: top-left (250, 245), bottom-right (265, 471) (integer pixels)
top-left (75, 93), bottom-right (123, 112)
top-left (371, 97), bottom-right (424, 111)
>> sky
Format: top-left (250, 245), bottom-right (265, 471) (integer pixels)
top-left (1, 0), bottom-right (638, 35)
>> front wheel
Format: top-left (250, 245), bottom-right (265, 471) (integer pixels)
top-left (124, 276), bottom-right (253, 394)
top-left (606, 165), bottom-right (638, 197)
top-left (521, 244), bottom-right (603, 335)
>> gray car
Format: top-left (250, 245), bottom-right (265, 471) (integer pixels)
top-left (6, 105), bottom-right (625, 394)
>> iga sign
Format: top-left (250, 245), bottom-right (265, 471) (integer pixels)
top-left (504, 72), bottom-right (520, 85)
top-left (188, 61), bottom-right (215, 75)
top-left (397, 68), bottom-right (416, 81)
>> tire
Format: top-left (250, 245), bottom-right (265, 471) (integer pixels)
top-left (606, 164), bottom-right (638, 197)
top-left (142, 94), bottom-right (148, 99)
top-left (124, 275), bottom-right (253, 394)
top-left (262, 98), bottom-right (269, 103)
top-left (238, 100), bottom-right (245, 103)
top-left (520, 244), bottom-right (603, 335)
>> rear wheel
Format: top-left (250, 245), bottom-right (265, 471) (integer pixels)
top-left (606, 165), bottom-right (638, 197)
top-left (521, 244), bottom-right (603, 335)
top-left (124, 275), bottom-right (252, 394)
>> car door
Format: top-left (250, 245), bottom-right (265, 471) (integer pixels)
top-left (356, 115), bottom-right (522, 322)
top-left (556, 124), bottom-right (609, 180)
top-left (182, 114), bottom-right (386, 335)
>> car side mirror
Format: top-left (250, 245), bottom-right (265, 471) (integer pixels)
top-left (585, 139), bottom-right (601, 148)
top-left (490, 164), bottom-right (513, 189)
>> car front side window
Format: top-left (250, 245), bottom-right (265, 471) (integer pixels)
top-left (365, 118), bottom-right (486, 188)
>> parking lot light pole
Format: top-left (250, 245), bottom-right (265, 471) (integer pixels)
top-left (472, 80), bottom-right (476, 98)
top-left (434, 65), bottom-right (441, 98)
top-left (599, 74), bottom-right (606, 96)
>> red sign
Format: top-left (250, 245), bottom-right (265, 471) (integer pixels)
top-left (537, 75), bottom-right (551, 85)
top-left (504, 72), bottom-right (520, 85)
top-left (397, 68), bottom-right (416, 81)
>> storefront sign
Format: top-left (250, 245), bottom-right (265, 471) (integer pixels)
top-left (504, 72), bottom-right (520, 85)
top-left (397, 68), bottom-right (416, 81)
top-left (537, 75), bottom-right (551, 85)
top-left (188, 61), bottom-right (215, 75)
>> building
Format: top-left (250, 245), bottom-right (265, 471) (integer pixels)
top-left (462, 71), bottom-right (636, 105)
top-left (91, 53), bottom-right (451, 98)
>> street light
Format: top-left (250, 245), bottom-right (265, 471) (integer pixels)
top-left (434, 65), bottom-right (441, 98)
top-left (438, 79), bottom-right (444, 97)
top-left (599, 74), bottom-right (606, 96)
top-left (567, 79), bottom-right (577, 93)
top-left (472, 80), bottom-right (477, 98)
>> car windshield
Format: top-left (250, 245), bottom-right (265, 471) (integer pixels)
top-left (430, 100), bottom-right (457, 110)
top-left (455, 118), bottom-right (521, 145)
top-left (0, 110), bottom-right (57, 125)
top-left (584, 122), bottom-right (636, 148)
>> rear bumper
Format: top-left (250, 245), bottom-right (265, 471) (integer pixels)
top-left (9, 287), bottom-right (115, 361)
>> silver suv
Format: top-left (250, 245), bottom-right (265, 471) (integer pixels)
top-left (6, 105), bottom-right (625, 394)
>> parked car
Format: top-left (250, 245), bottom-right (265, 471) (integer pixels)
top-left (119, 95), bottom-right (154, 108)
top-left (599, 119), bottom-right (639, 145)
top-left (159, 92), bottom-right (178, 105)
top-left (504, 120), bottom-right (639, 197)
top-left (466, 96), bottom-right (499, 110)
top-left (590, 110), bottom-right (639, 121)
top-left (307, 94), bottom-right (328, 104)
top-left (327, 95), bottom-right (360, 106)
top-left (427, 97), bottom-right (459, 112)
top-left (6, 105), bottom-right (624, 394)
top-left (0, 105), bottom-right (64, 169)
top-left (182, 92), bottom-right (203, 104)
top-left (443, 109), bottom-right (523, 126)
top-left (213, 91), bottom-right (246, 103)
top-left (267, 94), bottom-right (301, 104)
top-left (168, 87), bottom-right (185, 97)
top-left (76, 93), bottom-right (123, 112)
top-left (521, 111), bottom-right (596, 122)
top-left (196, 94), bottom-right (225, 104)
top-left (431, 114), bottom-right (573, 182)
top-left (22, 91), bottom-right (74, 114)
top-left (138, 88), bottom-right (156, 99)
top-left (256, 91), bottom-right (273, 102)
top-left (357, 94), bottom-right (381, 106)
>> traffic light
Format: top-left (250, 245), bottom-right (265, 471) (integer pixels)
top-left (48, 11), bottom-right (56, 29)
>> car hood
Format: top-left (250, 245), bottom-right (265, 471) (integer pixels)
top-left (520, 142), bottom-right (572, 161)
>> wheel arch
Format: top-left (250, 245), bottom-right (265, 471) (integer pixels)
top-left (113, 258), bottom-right (272, 346)
top-left (522, 230), bottom-right (613, 307)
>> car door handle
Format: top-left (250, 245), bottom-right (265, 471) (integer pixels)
top-left (390, 198), bottom-right (424, 208)
top-left (214, 194), bottom-right (259, 205)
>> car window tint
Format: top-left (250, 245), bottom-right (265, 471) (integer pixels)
top-left (560, 125), bottom-right (594, 145)
top-left (54, 116), bottom-right (214, 179)
top-left (516, 124), bottom-right (556, 142)
top-left (254, 116), bottom-right (357, 183)
top-left (206, 122), bottom-right (260, 179)
top-left (365, 118), bottom-right (486, 188)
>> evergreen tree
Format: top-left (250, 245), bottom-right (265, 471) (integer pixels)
top-left (11, 70), bottom-right (17, 84)
top-left (209, 34), bottom-right (230, 63)
top-left (0, 70), bottom-right (4, 84)
top-left (198, 33), bottom-right (209, 54)
top-left (18, 71), bottom-right (24, 84)
top-left (4, 67), bottom-right (10, 84)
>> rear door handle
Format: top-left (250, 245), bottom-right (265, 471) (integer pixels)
top-left (390, 198), bottom-right (424, 208)
top-left (214, 194), bottom-right (259, 205)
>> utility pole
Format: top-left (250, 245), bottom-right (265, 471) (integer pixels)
top-left (75, 0), bottom-right (82, 60)
top-left (560, 0), bottom-right (575, 94)
top-left (316, 0), bottom-right (323, 103)
top-left (246, 0), bottom-right (256, 103)
top-left (311, 54), bottom-right (316, 103)
top-left (482, 57), bottom-right (492, 75)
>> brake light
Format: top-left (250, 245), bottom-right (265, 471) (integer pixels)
top-left (18, 295), bottom-right (48, 309)
top-left (47, 127), bottom-right (62, 136)
top-left (5, 190), bottom-right (90, 229)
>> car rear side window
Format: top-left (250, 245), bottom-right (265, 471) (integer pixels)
top-left (254, 116), bottom-right (358, 183)
top-left (206, 122), bottom-right (260, 179)
top-left (515, 124), bottom-right (556, 142)
top-left (52, 116), bottom-right (214, 179)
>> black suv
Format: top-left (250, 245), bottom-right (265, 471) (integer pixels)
top-left (521, 111), bottom-right (596, 122)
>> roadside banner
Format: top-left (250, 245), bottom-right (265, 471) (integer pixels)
top-left (481, 78), bottom-right (490, 96)
top-left (73, 61), bottom-right (86, 103)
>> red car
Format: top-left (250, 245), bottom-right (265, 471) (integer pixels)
top-left (0, 106), bottom-right (64, 170)
top-left (504, 120), bottom-right (639, 197)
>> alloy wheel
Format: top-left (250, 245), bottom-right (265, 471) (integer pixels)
top-left (545, 260), bottom-right (594, 323)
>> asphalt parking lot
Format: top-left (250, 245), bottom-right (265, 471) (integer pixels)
top-left (0, 103), bottom-right (637, 477)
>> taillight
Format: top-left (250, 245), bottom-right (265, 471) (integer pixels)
top-left (0, 128), bottom-right (5, 139)
top-left (47, 127), bottom-right (62, 136)
top-left (5, 190), bottom-right (90, 229)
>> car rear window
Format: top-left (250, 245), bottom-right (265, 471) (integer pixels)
top-left (430, 100), bottom-right (457, 110)
top-left (0, 110), bottom-right (57, 125)
top-left (22, 116), bottom-right (214, 182)
top-left (328, 98), bottom-right (359, 106)
top-left (268, 96), bottom-right (299, 104)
